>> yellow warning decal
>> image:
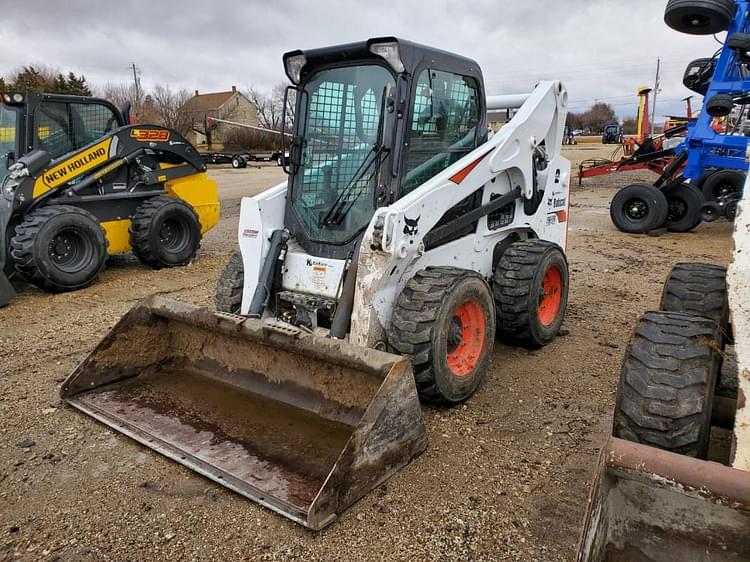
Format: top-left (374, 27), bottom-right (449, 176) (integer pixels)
top-left (34, 138), bottom-right (112, 197)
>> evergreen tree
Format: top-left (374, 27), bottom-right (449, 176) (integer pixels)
top-left (10, 66), bottom-right (50, 93)
top-left (65, 72), bottom-right (91, 96)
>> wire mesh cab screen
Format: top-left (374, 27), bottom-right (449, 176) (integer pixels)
top-left (292, 64), bottom-right (395, 245)
top-left (403, 69), bottom-right (480, 195)
top-left (34, 101), bottom-right (119, 161)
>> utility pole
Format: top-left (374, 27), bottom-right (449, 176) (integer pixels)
top-left (651, 57), bottom-right (661, 135)
top-left (131, 63), bottom-right (141, 100)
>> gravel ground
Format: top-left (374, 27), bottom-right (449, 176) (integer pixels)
top-left (0, 148), bottom-right (734, 561)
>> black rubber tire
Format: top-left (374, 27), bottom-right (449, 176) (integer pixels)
top-left (613, 310), bottom-right (721, 458)
top-left (388, 267), bottom-right (496, 403)
top-left (660, 262), bottom-right (729, 338)
top-left (610, 184), bottom-right (669, 233)
top-left (231, 156), bottom-right (242, 169)
top-left (663, 184), bottom-right (704, 232)
top-left (700, 200), bottom-right (722, 222)
top-left (494, 240), bottom-right (569, 348)
top-left (701, 169), bottom-right (745, 200)
top-left (129, 196), bottom-right (202, 269)
top-left (694, 168), bottom-right (717, 189)
top-left (706, 93), bottom-right (734, 117)
top-left (215, 251), bottom-right (244, 314)
top-left (660, 262), bottom-right (735, 396)
top-left (664, 0), bottom-right (736, 35)
top-left (725, 199), bottom-right (739, 221)
top-left (10, 205), bottom-right (107, 292)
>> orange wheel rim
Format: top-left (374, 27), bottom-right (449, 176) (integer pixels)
top-left (539, 265), bottom-right (563, 326)
top-left (446, 300), bottom-right (485, 378)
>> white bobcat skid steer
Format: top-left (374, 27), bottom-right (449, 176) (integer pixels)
top-left (63, 37), bottom-right (570, 529)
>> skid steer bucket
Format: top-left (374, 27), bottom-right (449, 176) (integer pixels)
top-left (577, 437), bottom-right (750, 561)
top-left (61, 296), bottom-right (427, 530)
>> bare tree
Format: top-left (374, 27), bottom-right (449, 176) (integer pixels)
top-left (99, 82), bottom-right (144, 120)
top-left (273, 83), bottom-right (296, 132)
top-left (245, 82), bottom-right (296, 133)
top-left (151, 83), bottom-right (191, 132)
top-left (246, 87), bottom-right (281, 130)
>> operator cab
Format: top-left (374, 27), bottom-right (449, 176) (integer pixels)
top-left (282, 37), bottom-right (487, 259)
top-left (0, 93), bottom-right (125, 182)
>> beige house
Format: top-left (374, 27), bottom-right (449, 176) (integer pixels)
top-left (182, 86), bottom-right (258, 149)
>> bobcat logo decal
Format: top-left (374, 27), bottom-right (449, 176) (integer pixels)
top-left (403, 215), bottom-right (420, 236)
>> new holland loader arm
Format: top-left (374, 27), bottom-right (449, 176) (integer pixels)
top-left (4, 124), bottom-right (207, 212)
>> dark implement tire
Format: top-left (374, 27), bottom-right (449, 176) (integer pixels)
top-left (725, 199), bottom-right (739, 221)
top-left (129, 196), bottom-right (202, 269)
top-left (231, 156), bottom-right (242, 169)
top-left (706, 93), bottom-right (734, 117)
top-left (388, 267), bottom-right (495, 403)
top-left (215, 251), bottom-right (244, 314)
top-left (610, 183), bottom-right (669, 233)
top-left (663, 184), bottom-right (704, 232)
top-left (613, 311), bottom-right (721, 458)
top-left (494, 240), bottom-right (568, 348)
top-left (10, 205), bottom-right (107, 292)
top-left (701, 169), bottom-right (745, 200)
top-left (664, 0), bottom-right (736, 35)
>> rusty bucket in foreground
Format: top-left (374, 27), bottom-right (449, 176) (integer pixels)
top-left (577, 437), bottom-right (750, 561)
top-left (61, 296), bottom-right (427, 530)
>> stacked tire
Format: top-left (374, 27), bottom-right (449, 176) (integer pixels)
top-left (612, 262), bottom-right (733, 458)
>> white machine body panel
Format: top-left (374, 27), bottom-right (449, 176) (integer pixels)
top-left (238, 181), bottom-right (287, 315)
top-left (281, 250), bottom-right (347, 299)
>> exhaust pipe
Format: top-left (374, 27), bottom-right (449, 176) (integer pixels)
top-left (61, 296), bottom-right (426, 529)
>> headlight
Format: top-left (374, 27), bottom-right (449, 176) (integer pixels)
top-left (284, 53), bottom-right (307, 85)
top-left (369, 40), bottom-right (405, 73)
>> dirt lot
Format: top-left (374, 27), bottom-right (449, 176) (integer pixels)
top-left (0, 148), bottom-right (734, 561)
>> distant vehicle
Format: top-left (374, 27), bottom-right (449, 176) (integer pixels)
top-left (602, 123), bottom-right (623, 144)
top-left (277, 150), bottom-right (289, 166)
top-left (201, 150), bottom-right (283, 168)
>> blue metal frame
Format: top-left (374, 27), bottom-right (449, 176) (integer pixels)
top-left (675, 0), bottom-right (750, 181)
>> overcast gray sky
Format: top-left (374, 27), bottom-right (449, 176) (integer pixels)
top-left (0, 0), bottom-right (723, 119)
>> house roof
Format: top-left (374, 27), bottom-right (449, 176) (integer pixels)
top-left (183, 90), bottom-right (236, 112)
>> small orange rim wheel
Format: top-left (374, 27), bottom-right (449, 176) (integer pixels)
top-left (446, 300), bottom-right (485, 378)
top-left (538, 265), bottom-right (563, 327)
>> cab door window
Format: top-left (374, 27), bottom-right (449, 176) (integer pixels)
top-left (402, 69), bottom-right (480, 194)
top-left (34, 102), bottom-right (75, 160)
top-left (71, 102), bottom-right (119, 145)
top-left (34, 101), bottom-right (119, 160)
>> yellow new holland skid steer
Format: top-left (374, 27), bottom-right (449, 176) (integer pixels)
top-left (0, 93), bottom-right (219, 306)
top-left (62, 37), bottom-right (571, 529)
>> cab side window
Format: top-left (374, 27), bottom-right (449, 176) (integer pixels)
top-left (34, 101), bottom-right (119, 160)
top-left (72, 102), bottom-right (119, 145)
top-left (402, 69), bottom-right (480, 194)
top-left (34, 102), bottom-right (75, 160)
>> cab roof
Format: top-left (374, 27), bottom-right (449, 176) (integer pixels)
top-left (284, 36), bottom-right (483, 85)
